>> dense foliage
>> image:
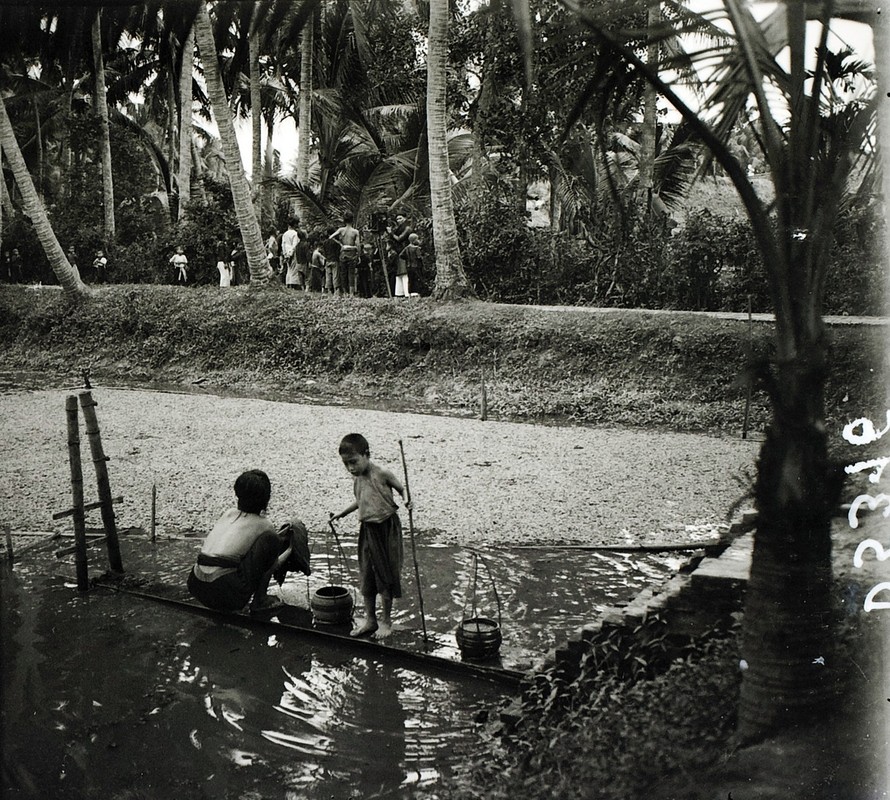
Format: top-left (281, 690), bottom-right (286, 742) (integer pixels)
top-left (445, 626), bottom-right (741, 800)
top-left (7, 184), bottom-right (884, 317)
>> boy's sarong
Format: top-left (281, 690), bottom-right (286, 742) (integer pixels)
top-left (358, 514), bottom-right (403, 598)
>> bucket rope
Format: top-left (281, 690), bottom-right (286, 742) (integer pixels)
top-left (462, 549), bottom-right (503, 631)
top-left (327, 517), bottom-right (357, 611)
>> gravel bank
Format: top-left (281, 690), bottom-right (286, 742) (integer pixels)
top-left (1, 386), bottom-right (760, 547)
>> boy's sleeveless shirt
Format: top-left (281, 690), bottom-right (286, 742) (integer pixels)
top-left (353, 463), bottom-right (398, 523)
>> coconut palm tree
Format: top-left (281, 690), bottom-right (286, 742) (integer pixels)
top-left (193, 0), bottom-right (269, 284)
top-left (91, 9), bottom-right (115, 247)
top-left (559, 0), bottom-right (878, 742)
top-left (297, 10), bottom-right (314, 190)
top-left (427, 0), bottom-right (473, 299)
top-left (177, 24), bottom-right (196, 222)
top-left (0, 93), bottom-right (87, 296)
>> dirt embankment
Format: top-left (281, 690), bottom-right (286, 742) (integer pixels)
top-left (0, 286), bottom-right (885, 546)
top-left (0, 285), bottom-right (886, 437)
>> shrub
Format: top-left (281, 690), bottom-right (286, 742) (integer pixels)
top-left (444, 627), bottom-right (742, 800)
top-left (669, 209), bottom-right (767, 312)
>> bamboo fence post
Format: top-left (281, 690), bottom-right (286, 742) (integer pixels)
top-left (480, 365), bottom-right (488, 421)
top-left (151, 483), bottom-right (157, 542)
top-left (78, 391), bottom-right (124, 573)
top-left (66, 396), bottom-right (89, 590)
top-left (4, 524), bottom-right (12, 563)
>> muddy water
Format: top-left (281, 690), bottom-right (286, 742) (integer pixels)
top-left (2, 533), bottom-right (680, 799)
top-left (1, 372), bottom-right (685, 797)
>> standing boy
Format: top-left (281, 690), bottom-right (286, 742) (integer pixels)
top-left (397, 233), bottom-right (422, 297)
top-left (331, 433), bottom-right (409, 639)
top-left (358, 243), bottom-right (374, 298)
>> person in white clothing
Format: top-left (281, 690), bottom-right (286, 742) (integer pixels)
top-left (281, 218), bottom-right (302, 289)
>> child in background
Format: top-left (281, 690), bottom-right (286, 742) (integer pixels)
top-left (358, 243), bottom-right (374, 298)
top-left (92, 250), bottom-right (108, 283)
top-left (331, 433), bottom-right (410, 639)
top-left (309, 236), bottom-right (326, 292)
top-left (396, 233), bottom-right (421, 297)
top-left (322, 228), bottom-right (341, 294)
top-left (295, 232), bottom-right (311, 292)
top-left (170, 246), bottom-right (188, 284)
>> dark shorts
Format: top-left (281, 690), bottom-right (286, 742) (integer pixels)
top-left (187, 531), bottom-right (284, 612)
top-left (358, 514), bottom-right (404, 599)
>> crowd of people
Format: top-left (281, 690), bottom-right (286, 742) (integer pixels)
top-left (1, 210), bottom-right (426, 294)
top-left (209, 210), bottom-right (425, 297)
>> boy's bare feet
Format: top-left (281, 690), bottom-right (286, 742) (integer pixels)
top-left (350, 618), bottom-right (378, 638)
top-left (372, 620), bottom-right (393, 640)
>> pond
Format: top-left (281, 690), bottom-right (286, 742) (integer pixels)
top-left (2, 530), bottom-right (681, 799)
top-left (1, 371), bottom-right (693, 798)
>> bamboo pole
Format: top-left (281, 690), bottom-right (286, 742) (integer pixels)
top-left (398, 439), bottom-right (428, 643)
top-left (742, 294), bottom-right (753, 440)
top-left (151, 483), bottom-right (157, 542)
top-left (480, 365), bottom-right (488, 421)
top-left (78, 391), bottom-right (123, 573)
top-left (66, 395), bottom-right (89, 590)
top-left (53, 495), bottom-right (123, 520)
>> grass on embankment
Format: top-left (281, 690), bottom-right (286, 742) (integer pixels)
top-left (0, 284), bottom-right (885, 437)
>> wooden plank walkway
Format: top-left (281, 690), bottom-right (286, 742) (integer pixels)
top-left (93, 578), bottom-right (525, 689)
top-left (691, 532), bottom-right (753, 586)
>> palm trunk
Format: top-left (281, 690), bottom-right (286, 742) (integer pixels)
top-left (62, 12), bottom-right (84, 205)
top-left (177, 26), bottom-right (195, 223)
top-left (637, 3), bottom-right (660, 214)
top-left (0, 97), bottom-right (87, 297)
top-left (737, 342), bottom-right (841, 741)
top-left (194, 0), bottom-right (269, 285)
top-left (249, 25), bottom-right (263, 223)
top-left (91, 11), bottom-right (115, 247)
top-left (296, 11), bottom-right (313, 219)
top-left (0, 170), bottom-right (13, 221)
top-left (549, 163), bottom-right (562, 231)
top-left (34, 101), bottom-right (44, 199)
top-left (264, 114), bottom-right (275, 224)
top-left (191, 136), bottom-right (207, 204)
top-left (427, 0), bottom-right (473, 300)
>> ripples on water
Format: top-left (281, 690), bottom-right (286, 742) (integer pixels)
top-left (1, 374), bottom-right (689, 797)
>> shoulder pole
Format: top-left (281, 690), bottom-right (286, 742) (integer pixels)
top-left (398, 439), bottom-right (428, 643)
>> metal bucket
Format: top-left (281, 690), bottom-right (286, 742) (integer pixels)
top-left (311, 585), bottom-right (353, 625)
top-left (456, 616), bottom-right (502, 660)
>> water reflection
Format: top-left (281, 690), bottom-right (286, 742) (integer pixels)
top-left (2, 523), bottom-right (685, 798)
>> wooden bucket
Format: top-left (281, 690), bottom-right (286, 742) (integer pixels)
top-left (456, 552), bottom-right (503, 661)
top-left (311, 585), bottom-right (353, 625)
top-left (456, 616), bottom-right (502, 661)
